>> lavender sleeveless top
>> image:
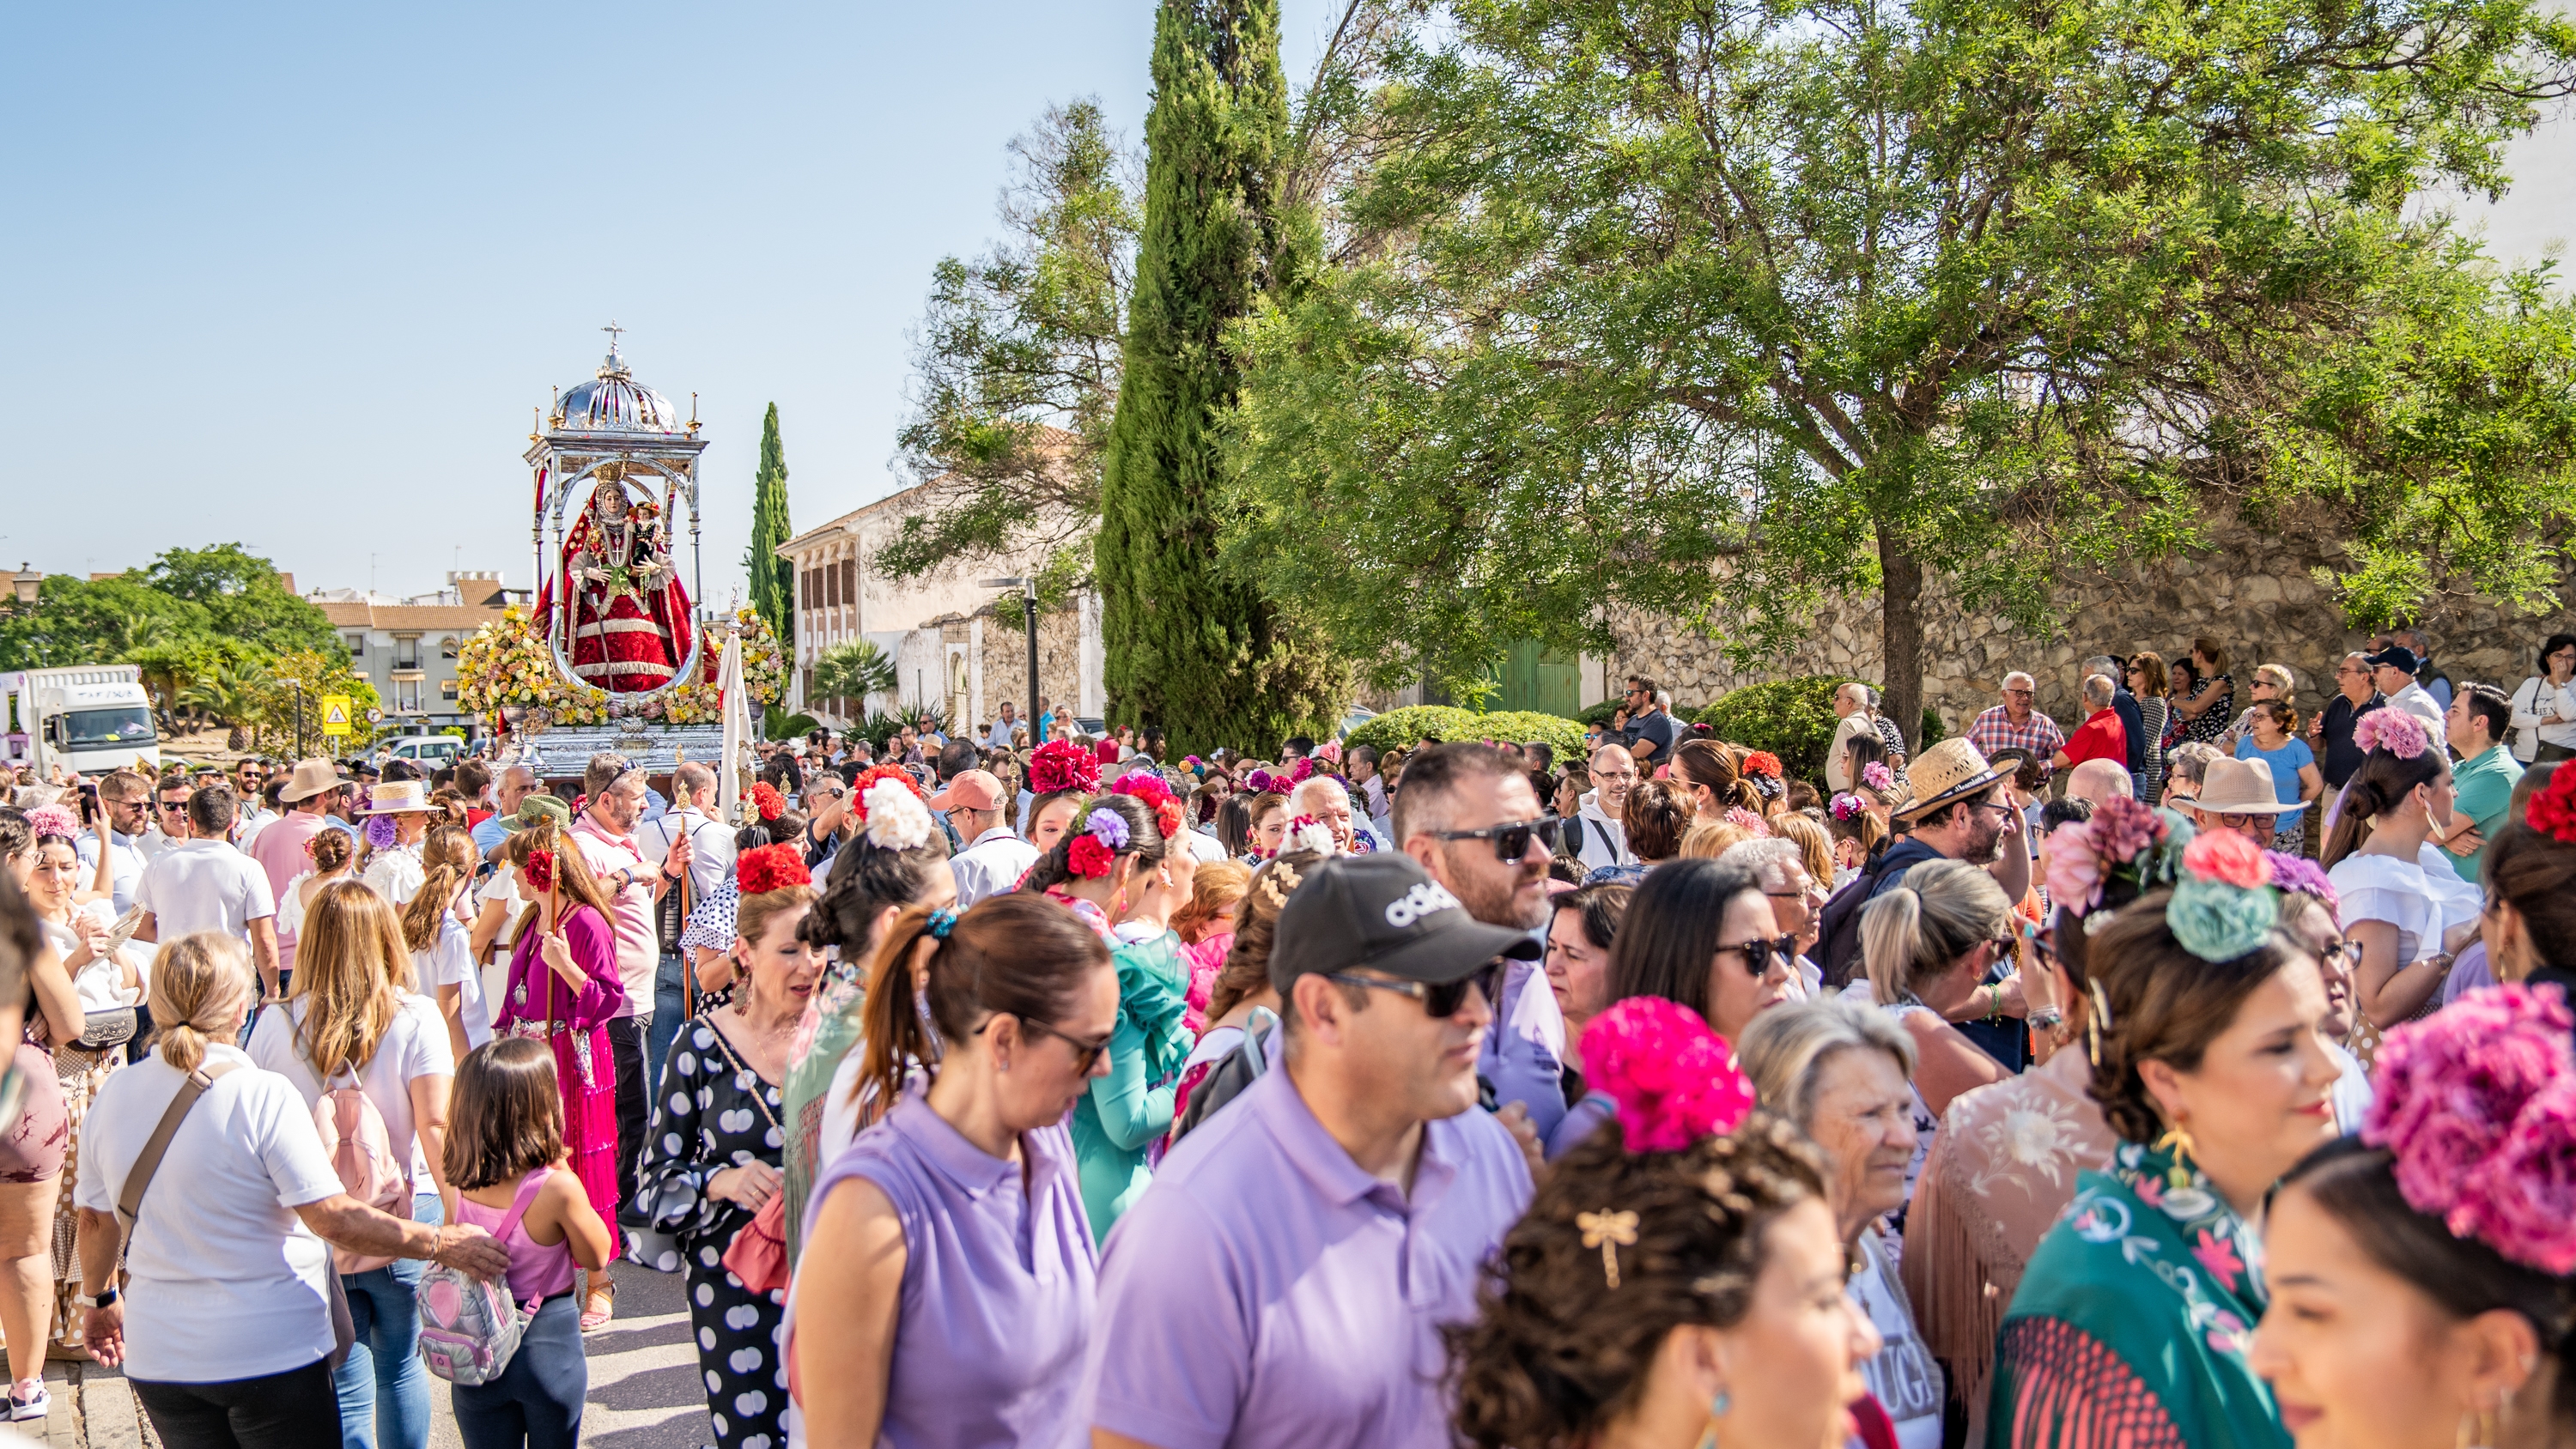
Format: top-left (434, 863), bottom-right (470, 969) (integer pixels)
top-left (807, 1093), bottom-right (1097, 1449)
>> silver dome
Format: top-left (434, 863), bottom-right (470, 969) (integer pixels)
top-left (556, 346), bottom-right (681, 433)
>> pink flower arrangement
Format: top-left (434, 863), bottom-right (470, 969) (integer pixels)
top-left (1862, 761), bottom-right (1895, 793)
top-left (2364, 984), bottom-right (2576, 1274)
top-left (2352, 708), bottom-right (2433, 761)
top-left (1830, 793), bottom-right (1866, 822)
top-left (2087, 794), bottom-right (2168, 864)
top-left (2182, 828), bottom-right (2271, 889)
top-left (2044, 822), bottom-right (2105, 911)
top-left (1722, 807), bottom-right (1771, 836)
top-left (21, 804), bottom-right (77, 840)
top-left (1317, 740), bottom-right (1344, 765)
top-left (1578, 997), bottom-right (1759, 1152)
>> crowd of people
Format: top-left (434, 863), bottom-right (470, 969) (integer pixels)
top-left (0, 620), bottom-right (2568, 1449)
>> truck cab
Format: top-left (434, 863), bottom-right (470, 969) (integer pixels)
top-left (3, 666), bottom-right (162, 778)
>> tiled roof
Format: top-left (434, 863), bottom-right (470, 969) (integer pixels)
top-left (316, 601), bottom-right (509, 631)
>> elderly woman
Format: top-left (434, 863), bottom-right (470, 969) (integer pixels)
top-left (2214, 662), bottom-right (2299, 755)
top-left (1721, 836), bottom-right (1825, 993)
top-left (1538, 882), bottom-right (1633, 1160)
top-left (1741, 998), bottom-right (1947, 1449)
top-left (1845, 858), bottom-right (2021, 1192)
top-left (2162, 741), bottom-right (2223, 810)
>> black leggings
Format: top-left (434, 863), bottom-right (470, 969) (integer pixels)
top-left (132, 1360), bottom-right (341, 1449)
top-left (451, 1293), bottom-right (586, 1449)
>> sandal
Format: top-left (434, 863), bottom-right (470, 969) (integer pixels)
top-left (580, 1280), bottom-right (615, 1333)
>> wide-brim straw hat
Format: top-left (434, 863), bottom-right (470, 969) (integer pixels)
top-left (277, 757), bottom-right (354, 804)
top-left (2193, 756), bottom-right (2313, 815)
top-left (1891, 737), bottom-right (2008, 821)
top-left (355, 780), bottom-right (434, 815)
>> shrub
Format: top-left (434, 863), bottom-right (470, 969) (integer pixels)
top-left (1693, 676), bottom-right (1874, 785)
top-left (1920, 707), bottom-right (1948, 748)
top-left (1578, 700), bottom-right (1622, 728)
top-left (1345, 705), bottom-right (1587, 762)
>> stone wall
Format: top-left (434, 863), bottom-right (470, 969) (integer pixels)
top-left (1607, 505), bottom-right (2576, 735)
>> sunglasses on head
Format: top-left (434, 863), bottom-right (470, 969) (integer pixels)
top-left (1423, 816), bottom-right (1564, 861)
top-left (1717, 933), bottom-right (1801, 976)
top-left (1322, 971), bottom-right (1485, 1019)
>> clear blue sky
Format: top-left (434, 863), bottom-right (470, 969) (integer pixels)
top-left (4, 3), bottom-right (2563, 609)
top-left (1, 0), bottom-right (1342, 603)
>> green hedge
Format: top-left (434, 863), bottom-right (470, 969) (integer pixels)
top-left (1693, 676), bottom-right (1872, 785)
top-left (1346, 706), bottom-right (1589, 761)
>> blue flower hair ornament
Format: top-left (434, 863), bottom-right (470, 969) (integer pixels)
top-left (2166, 829), bottom-right (2279, 963)
top-left (927, 906), bottom-right (958, 940)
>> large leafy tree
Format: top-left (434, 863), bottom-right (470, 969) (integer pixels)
top-left (876, 100), bottom-right (1140, 600)
top-left (1228, 0), bottom-right (2576, 739)
top-left (745, 403), bottom-right (795, 652)
top-left (0, 543), bottom-right (339, 677)
top-left (1097, 0), bottom-right (1349, 755)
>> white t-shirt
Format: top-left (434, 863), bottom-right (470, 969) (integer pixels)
top-left (1850, 1225), bottom-right (1946, 1449)
top-left (246, 993), bottom-right (454, 1192)
top-left (136, 840), bottom-right (277, 945)
top-left (75, 829), bottom-right (150, 915)
top-left (415, 913), bottom-right (493, 1052)
top-left (72, 1044), bottom-right (346, 1383)
top-left (361, 842), bottom-right (426, 907)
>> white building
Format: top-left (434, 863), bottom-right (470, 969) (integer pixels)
top-left (307, 571), bottom-right (518, 731)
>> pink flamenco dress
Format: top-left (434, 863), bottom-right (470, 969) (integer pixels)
top-left (495, 902), bottom-right (625, 1259)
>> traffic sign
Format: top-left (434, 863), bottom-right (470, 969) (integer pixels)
top-left (320, 694), bottom-right (353, 737)
top-left (366, 707), bottom-right (384, 724)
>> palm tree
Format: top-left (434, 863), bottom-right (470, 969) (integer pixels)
top-left (182, 659), bottom-right (271, 752)
top-left (811, 640), bottom-right (898, 718)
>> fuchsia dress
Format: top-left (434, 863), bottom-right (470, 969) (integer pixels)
top-left (495, 904), bottom-right (624, 1258)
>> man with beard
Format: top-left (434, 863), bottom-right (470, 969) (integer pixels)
top-left (1818, 737), bottom-right (2031, 987)
top-left (1393, 743), bottom-right (1569, 1141)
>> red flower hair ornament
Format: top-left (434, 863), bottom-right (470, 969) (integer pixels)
top-left (735, 844), bottom-right (812, 895)
top-left (1030, 740), bottom-right (1100, 796)
top-left (748, 781), bottom-right (787, 822)
top-left (1110, 769), bottom-right (1188, 840)
top-left (848, 764), bottom-right (927, 822)
top-left (1578, 997), bottom-right (1759, 1152)
top-left (523, 848), bottom-right (556, 894)
top-left (1743, 751), bottom-right (1783, 779)
top-left (2527, 765), bottom-right (2576, 846)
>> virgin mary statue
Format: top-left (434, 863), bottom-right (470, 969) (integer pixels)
top-left (547, 479), bottom-right (694, 692)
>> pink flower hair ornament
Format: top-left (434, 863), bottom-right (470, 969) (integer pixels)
top-left (1861, 761), bottom-right (1895, 793)
top-left (21, 804), bottom-right (77, 841)
top-left (1829, 792), bottom-right (1866, 822)
top-left (2364, 984), bottom-right (2576, 1275)
top-left (1577, 997), bottom-right (1759, 1153)
top-left (2351, 707), bottom-right (2433, 761)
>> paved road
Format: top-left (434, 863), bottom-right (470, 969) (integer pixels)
top-left (30, 1265), bottom-right (712, 1449)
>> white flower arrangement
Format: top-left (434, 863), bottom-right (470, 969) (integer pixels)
top-left (864, 778), bottom-right (934, 851)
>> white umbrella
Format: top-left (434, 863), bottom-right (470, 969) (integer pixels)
top-left (715, 621), bottom-right (748, 826)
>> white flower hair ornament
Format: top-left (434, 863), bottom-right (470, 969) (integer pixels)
top-left (1282, 814), bottom-right (1340, 858)
top-left (864, 779), bottom-right (934, 851)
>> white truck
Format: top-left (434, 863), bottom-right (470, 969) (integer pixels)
top-left (2, 664), bottom-right (162, 779)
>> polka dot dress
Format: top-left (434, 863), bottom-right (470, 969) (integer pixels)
top-left (633, 1013), bottom-right (789, 1449)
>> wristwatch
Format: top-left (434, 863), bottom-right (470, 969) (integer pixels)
top-left (75, 1287), bottom-right (116, 1309)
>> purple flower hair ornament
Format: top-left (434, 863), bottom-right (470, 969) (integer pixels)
top-left (1084, 807), bottom-right (1130, 852)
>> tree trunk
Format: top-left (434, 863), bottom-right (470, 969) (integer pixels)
top-left (1879, 531), bottom-right (1925, 755)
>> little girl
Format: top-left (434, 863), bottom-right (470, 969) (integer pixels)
top-left (442, 1039), bottom-right (613, 1449)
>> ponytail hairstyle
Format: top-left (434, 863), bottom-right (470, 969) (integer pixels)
top-left (1856, 858), bottom-right (2012, 1006)
top-left (148, 931), bottom-right (255, 1074)
top-left (294, 880), bottom-right (414, 1079)
top-left (400, 824), bottom-right (478, 955)
top-left (1674, 739), bottom-right (1759, 814)
top-left (1019, 792), bottom-right (1164, 896)
top-left (1205, 849), bottom-right (1327, 1023)
top-left (2319, 712), bottom-right (2447, 868)
top-left (307, 826), bottom-right (355, 875)
top-left (858, 894), bottom-right (1112, 1108)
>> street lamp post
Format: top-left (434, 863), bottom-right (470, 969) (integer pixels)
top-left (981, 577), bottom-right (1041, 748)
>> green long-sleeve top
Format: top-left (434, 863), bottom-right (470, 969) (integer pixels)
top-left (1070, 928), bottom-right (1194, 1239)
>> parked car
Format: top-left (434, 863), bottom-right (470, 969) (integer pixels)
top-left (384, 733), bottom-right (465, 767)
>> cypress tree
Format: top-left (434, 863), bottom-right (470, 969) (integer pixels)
top-left (744, 403), bottom-right (794, 651)
top-left (1095, 0), bottom-right (1340, 757)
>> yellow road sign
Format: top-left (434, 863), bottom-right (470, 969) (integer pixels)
top-left (320, 694), bottom-right (354, 737)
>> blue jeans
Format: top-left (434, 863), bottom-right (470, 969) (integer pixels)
top-left (647, 951), bottom-right (688, 1099)
top-left (331, 1256), bottom-right (429, 1449)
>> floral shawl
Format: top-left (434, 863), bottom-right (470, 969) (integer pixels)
top-left (1988, 1141), bottom-right (2287, 1449)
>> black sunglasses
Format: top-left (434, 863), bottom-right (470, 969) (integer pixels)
top-left (1422, 816), bottom-right (1564, 862)
top-left (981, 1016), bottom-right (1114, 1075)
top-left (1321, 971), bottom-right (1485, 1019)
top-left (1717, 934), bottom-right (1801, 976)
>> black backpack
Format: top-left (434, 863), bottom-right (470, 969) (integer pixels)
top-left (1170, 1008), bottom-right (1279, 1145)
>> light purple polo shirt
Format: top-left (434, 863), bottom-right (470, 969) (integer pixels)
top-left (1081, 1060), bottom-right (1534, 1449)
top-left (798, 1094), bottom-right (1097, 1449)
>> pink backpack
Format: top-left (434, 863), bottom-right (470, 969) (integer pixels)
top-left (309, 1067), bottom-right (410, 1274)
top-left (417, 1173), bottom-right (546, 1385)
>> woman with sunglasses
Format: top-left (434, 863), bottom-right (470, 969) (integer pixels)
top-left (789, 894), bottom-right (1113, 1449)
top-left (1846, 859), bottom-right (2019, 1203)
top-left (1604, 857), bottom-right (1801, 1050)
top-left (632, 844), bottom-right (821, 1449)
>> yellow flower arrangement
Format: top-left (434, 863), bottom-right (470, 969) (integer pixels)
top-left (458, 603), bottom-right (784, 731)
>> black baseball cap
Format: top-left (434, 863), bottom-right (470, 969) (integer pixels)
top-left (2363, 646), bottom-right (2421, 676)
top-left (1269, 853), bottom-right (1540, 992)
